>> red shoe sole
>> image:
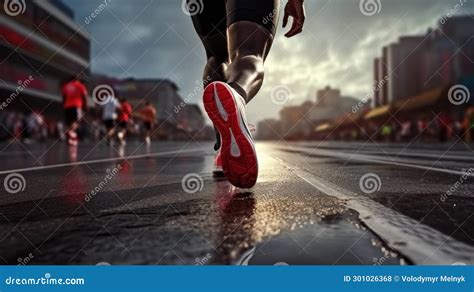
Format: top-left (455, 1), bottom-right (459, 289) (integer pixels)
top-left (203, 82), bottom-right (258, 188)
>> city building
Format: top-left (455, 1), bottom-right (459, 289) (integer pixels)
top-left (277, 86), bottom-right (361, 140)
top-left (279, 105), bottom-right (306, 139)
top-left (387, 36), bottom-right (429, 103)
top-left (422, 17), bottom-right (474, 90)
top-left (178, 104), bottom-right (206, 135)
top-left (380, 46), bottom-right (389, 105)
top-left (374, 16), bottom-right (474, 106)
top-left (308, 86), bottom-right (360, 123)
top-left (316, 86), bottom-right (341, 107)
top-left (256, 118), bottom-right (281, 140)
top-left (373, 57), bottom-right (381, 107)
top-left (0, 0), bottom-right (90, 119)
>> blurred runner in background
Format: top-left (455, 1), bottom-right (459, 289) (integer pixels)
top-left (137, 101), bottom-right (157, 145)
top-left (464, 106), bottom-right (474, 143)
top-left (62, 78), bottom-right (88, 146)
top-left (102, 95), bottom-right (121, 145)
top-left (117, 97), bottom-right (132, 146)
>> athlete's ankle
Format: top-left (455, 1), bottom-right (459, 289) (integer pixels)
top-left (228, 82), bottom-right (248, 103)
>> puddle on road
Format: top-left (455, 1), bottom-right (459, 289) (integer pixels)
top-left (235, 211), bottom-right (406, 266)
top-left (205, 178), bottom-right (407, 265)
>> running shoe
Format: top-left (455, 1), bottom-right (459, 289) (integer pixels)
top-left (67, 131), bottom-right (78, 146)
top-left (203, 82), bottom-right (258, 188)
top-left (213, 124), bottom-right (256, 178)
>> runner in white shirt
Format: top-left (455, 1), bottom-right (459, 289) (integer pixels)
top-left (102, 96), bottom-right (120, 144)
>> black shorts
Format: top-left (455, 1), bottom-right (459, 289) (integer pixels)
top-left (118, 121), bottom-right (128, 129)
top-left (104, 119), bottom-right (115, 130)
top-left (64, 108), bottom-right (82, 126)
top-left (188, 0), bottom-right (279, 37)
top-left (144, 121), bottom-right (152, 131)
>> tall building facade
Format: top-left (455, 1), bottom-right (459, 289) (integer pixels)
top-left (373, 17), bottom-right (474, 106)
top-left (387, 36), bottom-right (428, 103)
top-left (373, 57), bottom-right (381, 107)
top-left (317, 86), bottom-right (341, 106)
top-left (309, 86), bottom-right (359, 122)
top-left (0, 0), bottom-right (90, 119)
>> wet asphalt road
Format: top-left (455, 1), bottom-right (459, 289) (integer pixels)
top-left (0, 141), bottom-right (473, 265)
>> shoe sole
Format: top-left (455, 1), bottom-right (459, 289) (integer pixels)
top-left (203, 82), bottom-right (258, 188)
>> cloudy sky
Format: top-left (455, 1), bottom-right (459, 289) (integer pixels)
top-left (63, 0), bottom-right (474, 123)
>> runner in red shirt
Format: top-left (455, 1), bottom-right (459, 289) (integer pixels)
top-left (137, 101), bottom-right (157, 145)
top-left (62, 78), bottom-right (88, 146)
top-left (117, 98), bottom-right (132, 145)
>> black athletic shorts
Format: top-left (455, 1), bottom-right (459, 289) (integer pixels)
top-left (188, 0), bottom-right (280, 36)
top-left (144, 121), bottom-right (152, 131)
top-left (104, 119), bottom-right (115, 130)
top-left (118, 121), bottom-right (128, 129)
top-left (64, 108), bottom-right (82, 126)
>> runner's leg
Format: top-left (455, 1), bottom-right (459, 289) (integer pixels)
top-left (191, 0), bottom-right (279, 187)
top-left (225, 0), bottom-right (279, 103)
top-left (199, 33), bottom-right (229, 151)
top-left (189, 0), bottom-right (228, 151)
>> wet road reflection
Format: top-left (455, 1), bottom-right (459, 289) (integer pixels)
top-left (245, 211), bottom-right (404, 265)
top-left (0, 142), bottom-right (453, 265)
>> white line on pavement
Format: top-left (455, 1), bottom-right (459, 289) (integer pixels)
top-left (292, 144), bottom-right (474, 162)
top-left (276, 145), bottom-right (474, 177)
top-left (0, 148), bottom-right (206, 175)
top-left (272, 155), bottom-right (474, 265)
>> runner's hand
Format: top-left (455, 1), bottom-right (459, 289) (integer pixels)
top-left (283, 0), bottom-right (305, 38)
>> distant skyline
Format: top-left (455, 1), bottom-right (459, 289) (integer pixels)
top-left (63, 0), bottom-right (474, 123)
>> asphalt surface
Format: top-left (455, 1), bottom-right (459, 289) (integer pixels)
top-left (0, 140), bottom-right (473, 265)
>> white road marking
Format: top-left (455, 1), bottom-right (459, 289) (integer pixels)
top-left (272, 155), bottom-right (474, 265)
top-left (350, 150), bottom-right (474, 162)
top-left (276, 145), bottom-right (474, 177)
top-left (0, 148), bottom-right (206, 175)
top-left (294, 145), bottom-right (474, 162)
top-left (293, 142), bottom-right (474, 156)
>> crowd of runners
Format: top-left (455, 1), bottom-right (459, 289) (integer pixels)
top-left (61, 78), bottom-right (156, 147)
